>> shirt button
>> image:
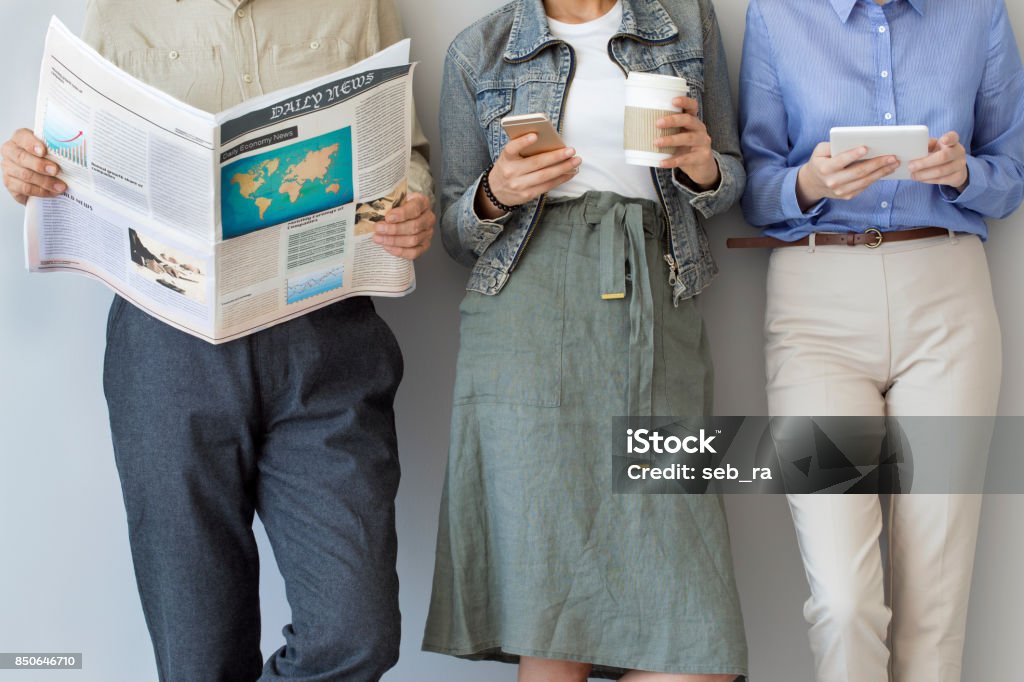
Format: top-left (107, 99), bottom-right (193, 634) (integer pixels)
top-left (237, 9), bottom-right (246, 18)
top-left (881, 70), bottom-right (889, 78)
top-left (878, 26), bottom-right (887, 33)
top-left (881, 201), bottom-right (890, 209)
top-left (885, 112), bottom-right (894, 120)
top-left (168, 50), bottom-right (180, 60)
top-left (310, 40), bottom-right (321, 50)
top-left (242, 74), bottom-right (254, 84)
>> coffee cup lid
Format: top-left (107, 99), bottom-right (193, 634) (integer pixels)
top-left (625, 72), bottom-right (689, 91)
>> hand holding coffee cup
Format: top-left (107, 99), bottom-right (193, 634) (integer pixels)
top-left (623, 72), bottom-right (719, 190)
top-left (655, 97), bottom-right (720, 190)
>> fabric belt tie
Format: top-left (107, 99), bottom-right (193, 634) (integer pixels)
top-left (597, 202), bottom-right (655, 418)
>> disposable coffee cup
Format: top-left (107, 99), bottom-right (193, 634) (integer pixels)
top-left (624, 72), bottom-right (689, 167)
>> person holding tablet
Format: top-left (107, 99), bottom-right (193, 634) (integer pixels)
top-left (737, 0), bottom-right (1024, 680)
top-left (423, 0), bottom-right (748, 680)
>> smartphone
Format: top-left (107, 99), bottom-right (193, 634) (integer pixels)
top-left (500, 113), bottom-right (566, 157)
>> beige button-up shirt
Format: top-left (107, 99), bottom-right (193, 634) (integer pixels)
top-left (81, 0), bottom-right (432, 198)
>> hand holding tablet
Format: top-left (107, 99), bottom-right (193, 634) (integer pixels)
top-left (797, 125), bottom-right (970, 210)
top-left (829, 125), bottom-right (930, 181)
top-left (795, 142), bottom-right (901, 211)
top-left (906, 131), bottom-right (970, 192)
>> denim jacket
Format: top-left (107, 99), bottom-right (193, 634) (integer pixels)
top-left (439, 0), bottom-right (744, 303)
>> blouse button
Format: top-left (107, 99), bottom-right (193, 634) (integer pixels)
top-left (242, 74), bottom-right (254, 84)
top-left (168, 50), bottom-right (180, 60)
top-left (310, 40), bottom-right (322, 50)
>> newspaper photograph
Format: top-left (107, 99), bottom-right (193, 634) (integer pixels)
top-left (24, 17), bottom-right (417, 343)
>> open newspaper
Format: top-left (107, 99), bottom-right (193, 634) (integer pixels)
top-left (25, 18), bottom-right (418, 344)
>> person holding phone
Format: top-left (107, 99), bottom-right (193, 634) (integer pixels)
top-left (423, 1), bottom-right (748, 680)
top-left (737, 0), bottom-right (1024, 680)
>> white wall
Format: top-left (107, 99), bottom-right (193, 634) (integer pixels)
top-left (0, 2), bottom-right (1021, 680)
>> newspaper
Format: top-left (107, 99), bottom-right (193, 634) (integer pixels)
top-left (25, 17), bottom-right (418, 344)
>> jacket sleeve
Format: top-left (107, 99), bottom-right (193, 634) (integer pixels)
top-left (938, 0), bottom-right (1024, 219)
top-left (438, 45), bottom-right (512, 268)
top-left (377, 0), bottom-right (434, 201)
top-left (670, 0), bottom-right (746, 220)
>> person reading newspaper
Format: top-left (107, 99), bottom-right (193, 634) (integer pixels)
top-left (1, 1), bottom-right (434, 681)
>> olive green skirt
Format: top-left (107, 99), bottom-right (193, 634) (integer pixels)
top-left (423, 191), bottom-right (748, 679)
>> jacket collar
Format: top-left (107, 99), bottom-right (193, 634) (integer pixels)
top-left (504, 0), bottom-right (679, 62)
top-left (829, 0), bottom-right (927, 23)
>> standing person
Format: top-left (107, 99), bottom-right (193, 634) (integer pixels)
top-left (424, 1), bottom-right (748, 680)
top-left (737, 0), bottom-right (1024, 680)
top-left (1, 1), bottom-right (435, 680)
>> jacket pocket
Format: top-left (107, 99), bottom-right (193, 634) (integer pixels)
top-left (475, 87), bottom-right (514, 161)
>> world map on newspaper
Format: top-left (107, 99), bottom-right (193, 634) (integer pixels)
top-left (220, 128), bottom-right (354, 239)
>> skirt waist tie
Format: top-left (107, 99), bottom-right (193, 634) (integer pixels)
top-left (594, 201), bottom-right (655, 418)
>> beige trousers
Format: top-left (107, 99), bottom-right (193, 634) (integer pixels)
top-left (764, 234), bottom-right (1002, 682)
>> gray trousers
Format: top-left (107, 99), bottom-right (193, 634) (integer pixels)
top-left (102, 295), bottom-right (404, 682)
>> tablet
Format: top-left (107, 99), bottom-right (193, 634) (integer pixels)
top-left (829, 125), bottom-right (930, 181)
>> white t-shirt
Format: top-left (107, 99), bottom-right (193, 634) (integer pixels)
top-left (546, 2), bottom-right (658, 201)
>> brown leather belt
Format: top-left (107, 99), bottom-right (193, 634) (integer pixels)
top-left (726, 226), bottom-right (953, 250)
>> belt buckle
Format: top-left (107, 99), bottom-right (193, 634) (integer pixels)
top-left (864, 228), bottom-right (884, 249)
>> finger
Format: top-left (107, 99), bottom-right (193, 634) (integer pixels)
top-left (518, 155), bottom-right (582, 190)
top-left (811, 142), bottom-right (833, 159)
top-left (373, 230), bottom-right (432, 248)
top-left (4, 176), bottom-right (62, 199)
top-left (671, 96), bottom-right (699, 115)
top-left (376, 211), bottom-right (435, 237)
top-left (833, 162), bottom-right (901, 198)
top-left (908, 148), bottom-right (960, 173)
top-left (824, 146), bottom-right (870, 173)
top-left (13, 193), bottom-right (28, 205)
top-left (656, 113), bottom-right (703, 131)
top-left (383, 192), bottom-right (429, 224)
top-left (654, 131), bottom-right (710, 149)
top-left (516, 145), bottom-right (576, 174)
top-left (502, 133), bottom-right (540, 159)
top-left (382, 242), bottom-right (431, 260)
top-left (12, 128), bottom-right (47, 157)
top-left (939, 131), bottom-right (960, 148)
top-left (3, 159), bottom-right (66, 193)
top-left (912, 161), bottom-right (965, 183)
top-left (3, 141), bottom-right (60, 178)
top-left (830, 155), bottom-right (899, 186)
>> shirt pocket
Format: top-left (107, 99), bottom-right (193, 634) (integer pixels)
top-left (475, 87), bottom-right (514, 162)
top-left (116, 46), bottom-right (225, 112)
top-left (264, 38), bottom-right (357, 94)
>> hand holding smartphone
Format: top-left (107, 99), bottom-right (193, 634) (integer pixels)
top-left (476, 113), bottom-right (579, 220)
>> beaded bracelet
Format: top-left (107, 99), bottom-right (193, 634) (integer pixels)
top-left (481, 163), bottom-right (520, 214)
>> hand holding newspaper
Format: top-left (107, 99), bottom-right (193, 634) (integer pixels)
top-left (25, 18), bottom-right (419, 343)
